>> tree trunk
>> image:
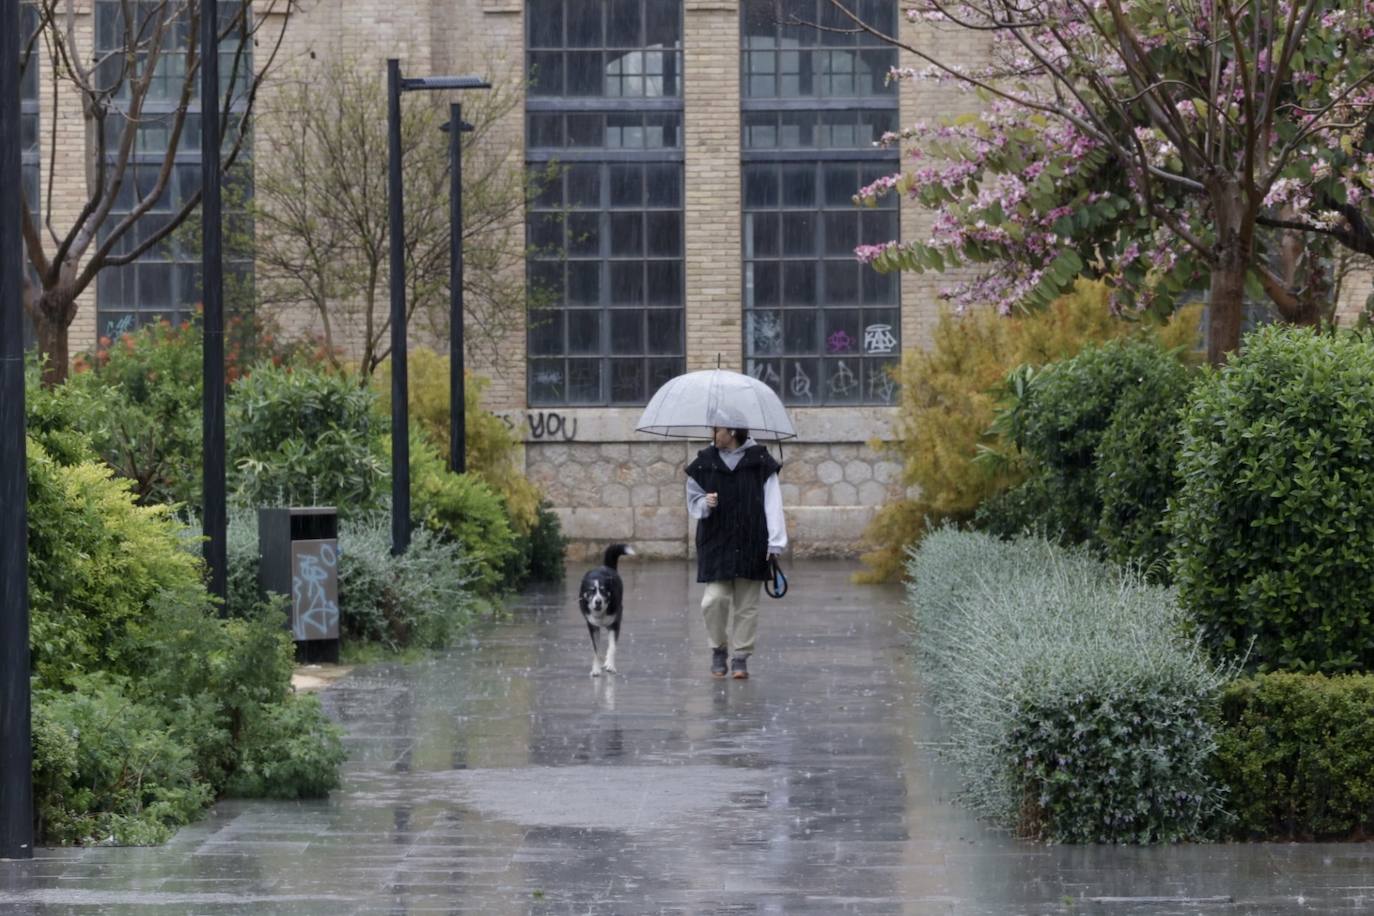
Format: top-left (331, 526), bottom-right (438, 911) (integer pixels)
top-left (1206, 187), bottom-right (1252, 367)
top-left (34, 289), bottom-right (73, 387)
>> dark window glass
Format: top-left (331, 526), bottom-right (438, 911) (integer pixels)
top-left (526, 1), bottom-right (684, 405)
top-left (94, 1), bottom-right (253, 336)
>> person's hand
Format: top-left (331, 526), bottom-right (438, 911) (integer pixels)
top-left (705, 492), bottom-right (718, 508)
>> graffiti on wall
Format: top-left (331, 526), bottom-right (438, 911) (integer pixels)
top-left (498, 411), bottom-right (580, 442)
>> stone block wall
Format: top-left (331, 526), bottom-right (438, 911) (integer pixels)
top-left (501, 407), bottom-right (907, 561)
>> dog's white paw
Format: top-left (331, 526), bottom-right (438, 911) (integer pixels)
top-left (602, 661), bottom-right (617, 675)
top-left (590, 664), bottom-right (603, 678)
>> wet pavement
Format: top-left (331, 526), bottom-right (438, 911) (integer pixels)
top-left (4, 559), bottom-right (1374, 914)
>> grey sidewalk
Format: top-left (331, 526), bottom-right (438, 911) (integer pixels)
top-left (3, 559), bottom-right (1373, 915)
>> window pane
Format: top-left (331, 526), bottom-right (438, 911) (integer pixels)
top-left (610, 164), bottom-right (644, 206)
top-left (529, 0), bottom-right (563, 46)
top-left (529, 310), bottom-right (564, 355)
top-left (529, 51), bottom-right (564, 95)
top-left (746, 213), bottom-right (780, 258)
top-left (567, 51), bottom-right (605, 95)
top-left (568, 212), bottom-right (601, 256)
top-left (610, 261), bottom-right (645, 304)
top-left (567, 165), bottom-right (602, 207)
top-left (785, 358), bottom-right (819, 404)
top-left (567, 0), bottom-right (603, 46)
top-left (645, 0), bottom-right (681, 47)
top-left (568, 261), bottom-right (602, 304)
top-left (610, 212), bottom-right (643, 256)
top-left (824, 309), bottom-right (861, 353)
top-left (867, 357), bottom-right (900, 404)
top-left (862, 266), bottom-right (897, 305)
top-left (646, 309), bottom-right (681, 353)
top-left (750, 261), bottom-right (780, 307)
top-left (647, 261), bottom-right (682, 305)
top-left (607, 112), bottom-right (645, 148)
top-left (531, 359), bottom-right (566, 403)
top-left (744, 166), bottom-right (779, 207)
top-left (568, 113), bottom-right (605, 146)
top-left (785, 310), bottom-right (817, 353)
top-left (647, 357), bottom-right (682, 393)
top-left (645, 164), bottom-right (681, 205)
top-left (783, 262), bottom-right (816, 305)
top-left (610, 359), bottom-right (646, 402)
top-left (530, 212), bottom-right (562, 250)
top-left (610, 310), bottom-right (644, 353)
top-left (568, 359), bottom-right (603, 402)
top-left (645, 211), bottom-right (681, 256)
top-left (748, 309), bottom-right (784, 355)
top-left (607, 0), bottom-right (642, 45)
top-left (567, 309), bottom-right (602, 354)
top-left (823, 358), bottom-right (863, 403)
top-left (824, 212), bottom-right (859, 255)
top-left (824, 263), bottom-right (860, 305)
top-left (782, 213), bottom-right (816, 256)
top-left (781, 165), bottom-right (816, 206)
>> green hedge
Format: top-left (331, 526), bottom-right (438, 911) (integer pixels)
top-left (1171, 327), bottom-right (1374, 672)
top-left (1214, 672), bottom-right (1374, 840)
top-left (907, 528), bottom-right (1229, 843)
top-left (977, 338), bottom-right (1193, 575)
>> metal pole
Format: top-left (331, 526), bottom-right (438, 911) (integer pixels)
top-left (0, 0), bottom-right (34, 860)
top-left (387, 59), bottom-right (410, 554)
top-left (200, 0), bottom-right (227, 601)
top-left (448, 102), bottom-right (465, 474)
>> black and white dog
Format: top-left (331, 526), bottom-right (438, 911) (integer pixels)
top-left (579, 544), bottom-right (635, 677)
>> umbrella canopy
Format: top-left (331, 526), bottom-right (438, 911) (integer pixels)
top-left (636, 369), bottom-right (797, 440)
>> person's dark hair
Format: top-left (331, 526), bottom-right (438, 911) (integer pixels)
top-left (731, 428), bottom-right (749, 445)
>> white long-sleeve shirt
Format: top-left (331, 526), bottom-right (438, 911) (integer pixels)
top-left (685, 439), bottom-right (788, 555)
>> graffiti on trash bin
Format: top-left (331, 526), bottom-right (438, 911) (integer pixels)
top-left (291, 540), bottom-right (340, 641)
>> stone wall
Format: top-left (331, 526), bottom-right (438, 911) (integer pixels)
top-left (500, 407), bottom-right (906, 561)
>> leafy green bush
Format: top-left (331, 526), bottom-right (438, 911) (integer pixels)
top-left (1213, 672), bottom-right (1374, 839)
top-left (1171, 326), bottom-right (1374, 672)
top-left (25, 438), bottom-right (208, 688)
top-left (335, 512), bottom-right (481, 649)
top-left (223, 694), bottom-right (347, 799)
top-left (979, 338), bottom-right (1193, 573)
top-left (26, 440), bottom-right (344, 845)
top-left (517, 498), bottom-right (567, 582)
top-left (64, 321), bottom-right (204, 508)
top-left (856, 280), bottom-right (1200, 583)
top-left (907, 528), bottom-right (1229, 843)
top-left (409, 432), bottom-right (521, 595)
top-left (227, 363), bottom-right (387, 512)
top-left (32, 675), bottom-right (213, 846)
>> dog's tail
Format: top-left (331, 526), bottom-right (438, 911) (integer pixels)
top-left (603, 543), bottom-right (636, 569)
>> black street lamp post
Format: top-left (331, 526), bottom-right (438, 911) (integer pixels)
top-left (386, 61), bottom-right (488, 551)
top-left (0, 0), bottom-right (34, 862)
top-left (202, 0), bottom-right (227, 602)
top-left (441, 108), bottom-right (476, 474)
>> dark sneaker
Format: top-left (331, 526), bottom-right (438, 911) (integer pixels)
top-left (731, 656), bottom-right (749, 680)
top-left (711, 647), bottom-right (729, 678)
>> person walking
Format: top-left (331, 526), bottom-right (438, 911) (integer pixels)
top-left (685, 417), bottom-right (787, 680)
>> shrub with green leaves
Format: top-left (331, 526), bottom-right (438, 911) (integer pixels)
top-left (63, 321), bottom-right (204, 509)
top-left (978, 339), bottom-right (1193, 572)
top-left (1212, 672), bottom-right (1374, 839)
top-left (26, 435), bottom-right (344, 845)
top-left (227, 363), bottom-right (387, 512)
top-left (409, 432), bottom-right (521, 595)
top-left (907, 528), bottom-right (1229, 843)
top-left (334, 512), bottom-right (481, 649)
top-left (517, 498), bottom-right (568, 583)
top-left (1171, 326), bottom-right (1374, 672)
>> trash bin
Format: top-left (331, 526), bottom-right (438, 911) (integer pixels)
top-left (258, 507), bottom-right (340, 664)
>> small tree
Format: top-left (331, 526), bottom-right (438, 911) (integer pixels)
top-left (813, 0), bottom-right (1374, 364)
top-left (251, 58), bottom-right (550, 377)
top-left (20, 0), bottom-right (294, 384)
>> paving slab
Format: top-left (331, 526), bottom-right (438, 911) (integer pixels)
top-left (3, 558), bottom-right (1374, 914)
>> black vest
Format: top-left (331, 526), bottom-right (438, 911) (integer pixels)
top-left (686, 444), bottom-right (781, 583)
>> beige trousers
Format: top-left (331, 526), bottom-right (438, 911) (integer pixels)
top-left (701, 579), bottom-right (763, 657)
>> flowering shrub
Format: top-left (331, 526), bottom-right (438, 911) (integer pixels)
top-left (907, 528), bottom-right (1231, 843)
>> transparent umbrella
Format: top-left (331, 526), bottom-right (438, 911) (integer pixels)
top-left (635, 368), bottom-right (797, 441)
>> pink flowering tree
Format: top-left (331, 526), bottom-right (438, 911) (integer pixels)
top-left (830, 0), bottom-right (1374, 364)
